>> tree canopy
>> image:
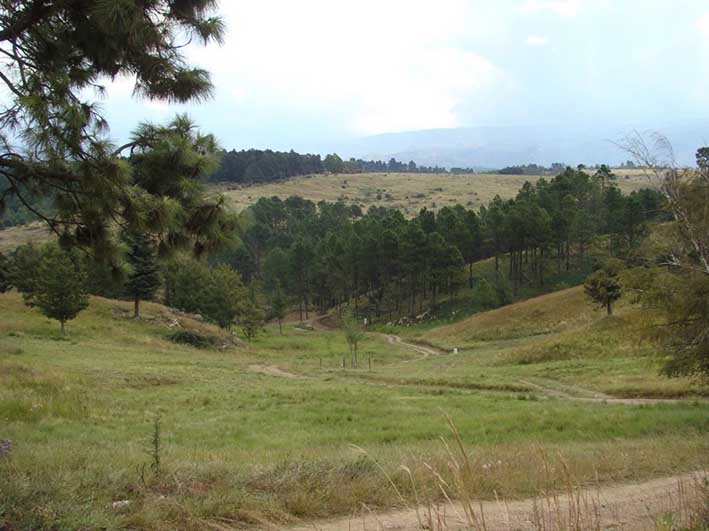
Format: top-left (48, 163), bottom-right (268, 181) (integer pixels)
top-left (621, 142), bottom-right (709, 377)
top-left (0, 0), bottom-right (226, 255)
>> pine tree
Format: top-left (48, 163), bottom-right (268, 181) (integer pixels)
top-left (8, 243), bottom-right (41, 296)
top-left (205, 265), bottom-right (246, 330)
top-left (342, 306), bottom-right (365, 368)
top-left (28, 245), bottom-right (89, 335)
top-left (1, 1), bottom-right (225, 253)
top-left (270, 285), bottom-right (287, 335)
top-left (125, 234), bottom-right (161, 319)
top-left (584, 259), bottom-right (623, 315)
top-left (242, 299), bottom-right (265, 341)
top-left (474, 278), bottom-right (498, 310)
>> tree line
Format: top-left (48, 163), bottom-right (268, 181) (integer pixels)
top-left (207, 149), bottom-right (454, 185)
top-left (498, 163), bottom-right (566, 175)
top-left (0, 233), bottom-right (264, 340)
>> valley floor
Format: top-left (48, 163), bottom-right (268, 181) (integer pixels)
top-left (1, 288), bottom-right (707, 530)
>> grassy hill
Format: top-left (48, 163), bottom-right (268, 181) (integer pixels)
top-left (1, 288), bottom-right (707, 529)
top-left (423, 286), bottom-right (595, 345)
top-left (415, 286), bottom-right (709, 399)
top-left (218, 169), bottom-right (650, 217)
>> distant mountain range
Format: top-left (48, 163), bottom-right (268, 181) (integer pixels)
top-left (338, 121), bottom-right (709, 169)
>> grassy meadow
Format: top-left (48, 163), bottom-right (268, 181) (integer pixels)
top-left (218, 169), bottom-right (651, 217)
top-left (1, 285), bottom-right (707, 529)
top-left (0, 166), bottom-right (704, 530)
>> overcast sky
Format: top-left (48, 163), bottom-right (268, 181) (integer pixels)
top-left (101, 0), bottom-right (709, 154)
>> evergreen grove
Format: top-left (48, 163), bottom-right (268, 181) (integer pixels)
top-left (223, 165), bottom-right (665, 322)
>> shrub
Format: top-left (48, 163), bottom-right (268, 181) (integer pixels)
top-left (169, 330), bottom-right (218, 349)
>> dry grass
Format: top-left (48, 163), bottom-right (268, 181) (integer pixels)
top-left (0, 221), bottom-right (52, 253)
top-left (218, 170), bottom-right (651, 216)
top-left (423, 287), bottom-right (594, 348)
top-left (322, 417), bottom-right (709, 531)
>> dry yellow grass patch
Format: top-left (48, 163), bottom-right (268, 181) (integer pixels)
top-left (0, 222), bottom-right (52, 252)
top-left (423, 286), bottom-right (594, 347)
top-left (218, 170), bottom-right (651, 216)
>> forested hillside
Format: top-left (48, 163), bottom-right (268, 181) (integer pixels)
top-left (215, 166), bottom-right (664, 322)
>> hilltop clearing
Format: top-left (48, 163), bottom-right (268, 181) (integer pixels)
top-left (217, 169), bottom-right (649, 217)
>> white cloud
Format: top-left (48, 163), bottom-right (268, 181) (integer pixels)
top-left (102, 74), bottom-right (171, 115)
top-left (182, 0), bottom-right (503, 135)
top-left (526, 35), bottom-right (549, 47)
top-left (697, 12), bottom-right (709, 37)
top-left (520, 0), bottom-right (581, 17)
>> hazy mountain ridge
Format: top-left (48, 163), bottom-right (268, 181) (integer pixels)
top-left (340, 121), bottom-right (709, 169)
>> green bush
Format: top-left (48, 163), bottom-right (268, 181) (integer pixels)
top-left (169, 330), bottom-right (218, 349)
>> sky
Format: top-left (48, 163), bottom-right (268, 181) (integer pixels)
top-left (101, 0), bottom-right (709, 154)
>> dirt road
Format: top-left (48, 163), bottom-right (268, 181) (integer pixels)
top-left (286, 471), bottom-right (706, 530)
top-left (248, 364), bottom-right (303, 379)
top-left (382, 334), bottom-right (441, 362)
top-left (518, 378), bottom-right (703, 405)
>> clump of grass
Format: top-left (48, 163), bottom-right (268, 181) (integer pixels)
top-left (654, 475), bottom-right (709, 531)
top-left (529, 452), bottom-right (602, 531)
top-left (148, 412), bottom-right (162, 480)
top-left (169, 330), bottom-right (219, 349)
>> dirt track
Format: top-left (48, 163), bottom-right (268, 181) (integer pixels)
top-left (285, 471), bottom-right (707, 530)
top-left (311, 313), bottom-right (440, 362)
top-left (518, 378), bottom-right (701, 405)
top-left (248, 364), bottom-right (303, 379)
top-left (382, 334), bottom-right (441, 362)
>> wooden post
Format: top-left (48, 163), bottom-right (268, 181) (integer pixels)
top-left (319, 357), bottom-right (322, 369)
top-left (368, 356), bottom-right (372, 371)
